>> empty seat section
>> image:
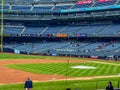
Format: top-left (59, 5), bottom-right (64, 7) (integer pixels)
top-left (94, 0), bottom-right (116, 7)
top-left (3, 0), bottom-right (34, 4)
top-left (33, 6), bottom-right (53, 11)
top-left (23, 27), bottom-right (45, 34)
top-left (12, 5), bottom-right (31, 11)
top-left (4, 27), bottom-right (23, 34)
top-left (77, 25), bottom-right (107, 35)
top-left (53, 5), bottom-right (72, 10)
top-left (43, 26), bottom-right (65, 34)
top-left (0, 5), bottom-right (9, 10)
top-left (72, 3), bottom-right (92, 9)
top-left (103, 43), bottom-right (120, 51)
top-left (98, 24), bottom-right (120, 35)
top-left (59, 25), bottom-right (83, 34)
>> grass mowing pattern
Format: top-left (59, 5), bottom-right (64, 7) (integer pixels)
top-left (1, 54), bottom-right (120, 90)
top-left (7, 62), bottom-right (120, 77)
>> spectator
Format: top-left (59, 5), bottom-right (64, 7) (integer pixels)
top-left (24, 78), bottom-right (33, 90)
top-left (106, 81), bottom-right (114, 90)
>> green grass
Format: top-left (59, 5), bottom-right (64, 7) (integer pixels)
top-left (0, 53), bottom-right (67, 60)
top-left (1, 53), bottom-right (120, 90)
top-left (0, 78), bottom-right (120, 90)
top-left (6, 62), bottom-right (120, 77)
top-left (0, 53), bottom-right (44, 59)
top-left (0, 53), bottom-right (86, 60)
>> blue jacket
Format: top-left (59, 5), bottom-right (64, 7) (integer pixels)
top-left (106, 85), bottom-right (113, 90)
top-left (24, 80), bottom-right (33, 88)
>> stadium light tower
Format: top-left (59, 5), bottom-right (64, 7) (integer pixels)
top-left (0, 0), bottom-right (4, 53)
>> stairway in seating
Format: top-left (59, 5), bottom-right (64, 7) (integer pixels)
top-left (57, 25), bottom-right (69, 33)
top-left (95, 24), bottom-right (112, 35)
top-left (20, 27), bottom-right (26, 34)
top-left (40, 26), bottom-right (49, 34)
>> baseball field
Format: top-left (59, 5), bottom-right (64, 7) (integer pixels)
top-left (0, 53), bottom-right (120, 90)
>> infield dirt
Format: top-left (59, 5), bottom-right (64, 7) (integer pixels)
top-left (0, 59), bottom-right (119, 84)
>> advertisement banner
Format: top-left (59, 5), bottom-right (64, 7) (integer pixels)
top-left (61, 5), bottom-right (120, 13)
top-left (98, 0), bottom-right (111, 2)
top-left (76, 0), bottom-right (92, 4)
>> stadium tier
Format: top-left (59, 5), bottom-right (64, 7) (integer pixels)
top-left (4, 41), bottom-right (120, 58)
top-left (4, 24), bottom-right (120, 36)
top-left (2, 0), bottom-right (77, 4)
top-left (0, 0), bottom-right (119, 12)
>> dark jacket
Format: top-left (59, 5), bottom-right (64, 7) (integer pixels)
top-left (106, 85), bottom-right (114, 90)
top-left (24, 80), bottom-right (33, 88)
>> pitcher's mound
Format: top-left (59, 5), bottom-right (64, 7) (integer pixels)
top-left (71, 66), bottom-right (96, 69)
